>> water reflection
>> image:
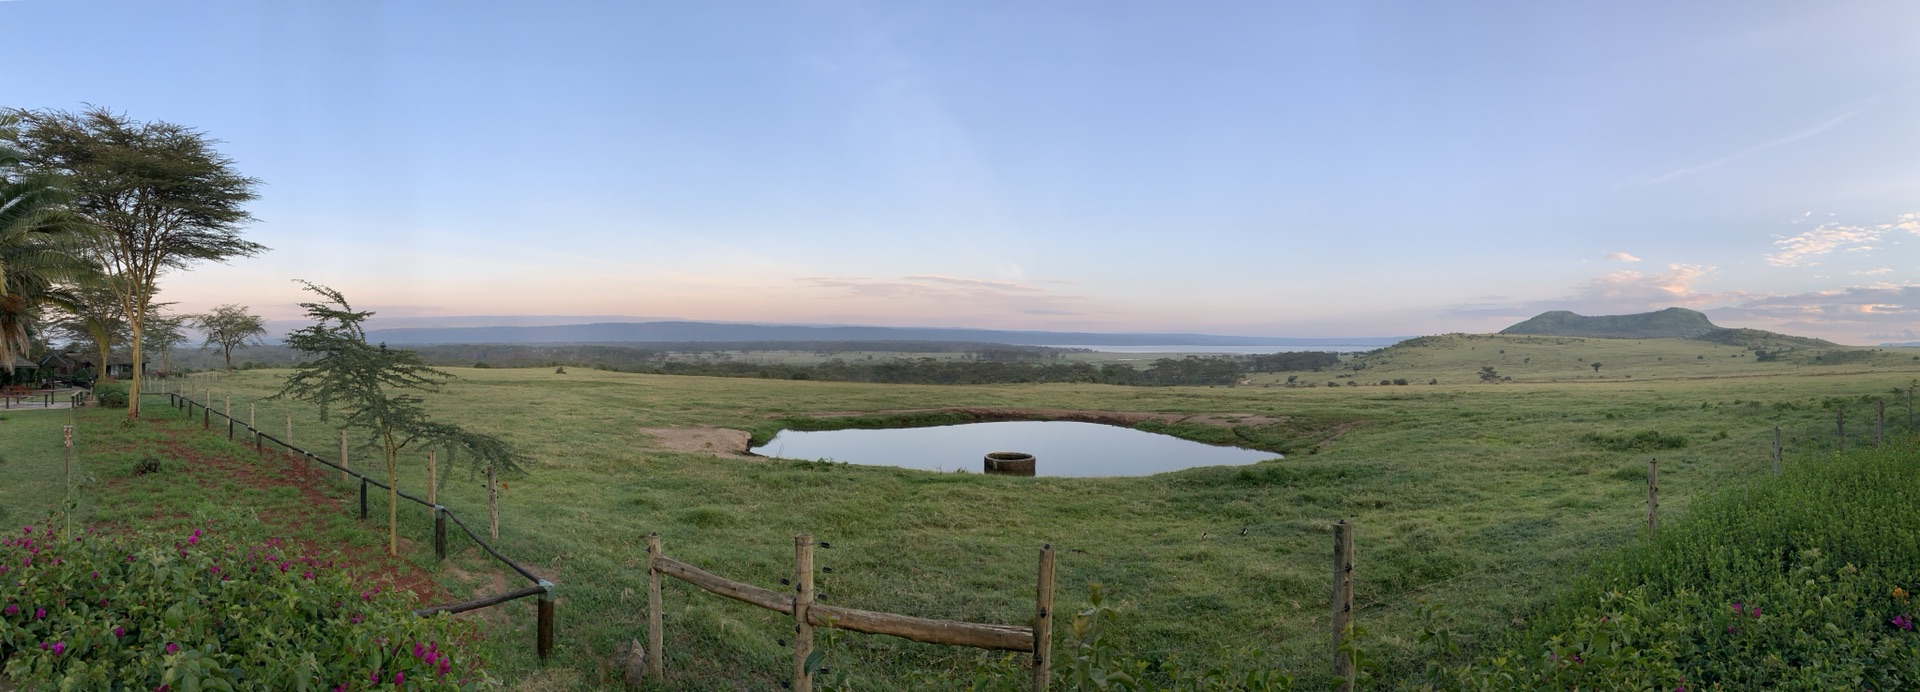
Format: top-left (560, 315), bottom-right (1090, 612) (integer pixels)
top-left (751, 420), bottom-right (1279, 477)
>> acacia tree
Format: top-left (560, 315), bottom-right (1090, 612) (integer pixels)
top-left (9, 107), bottom-right (263, 418)
top-left (51, 280), bottom-right (130, 382)
top-left (194, 303), bottom-right (266, 370)
top-left (274, 282), bottom-right (528, 556)
top-left (143, 309), bottom-right (189, 376)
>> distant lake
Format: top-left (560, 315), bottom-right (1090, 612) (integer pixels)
top-left (1048, 343), bottom-right (1397, 354)
top-left (751, 421), bottom-right (1280, 477)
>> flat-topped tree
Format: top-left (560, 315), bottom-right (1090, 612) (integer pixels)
top-left (194, 303), bottom-right (266, 370)
top-left (274, 282), bottom-right (528, 556)
top-left (8, 107), bottom-right (263, 418)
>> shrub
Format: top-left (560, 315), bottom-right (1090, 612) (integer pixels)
top-left (129, 455), bottom-right (164, 476)
top-left (1440, 445), bottom-right (1920, 689)
top-left (1580, 430), bottom-right (1689, 452)
top-left (0, 520), bottom-right (491, 689)
top-left (92, 382), bottom-right (129, 409)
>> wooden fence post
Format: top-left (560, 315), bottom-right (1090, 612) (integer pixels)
top-left (250, 403), bottom-right (257, 449)
top-left (1647, 458), bottom-right (1659, 535)
top-left (225, 396), bottom-right (232, 440)
top-left (1033, 544), bottom-right (1055, 692)
top-left (340, 429), bottom-right (349, 482)
top-left (1772, 426), bottom-right (1781, 475)
top-left (793, 533), bottom-right (815, 692)
top-left (487, 465), bottom-right (500, 541)
top-left (537, 581), bottom-right (556, 660)
top-left (1332, 520), bottom-right (1354, 692)
top-left (285, 411), bottom-right (292, 448)
top-left (647, 532), bottom-right (665, 681)
top-left (433, 507), bottom-right (446, 560)
top-left (359, 477), bottom-right (369, 520)
top-left (427, 450), bottom-right (438, 507)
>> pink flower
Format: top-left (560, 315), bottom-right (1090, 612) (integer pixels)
top-left (393, 672), bottom-right (404, 685)
top-left (1747, 605), bottom-right (1761, 618)
top-left (187, 535), bottom-right (198, 546)
top-left (51, 641), bottom-right (65, 655)
top-left (1729, 602), bottom-right (1743, 614)
top-left (114, 627), bottom-right (124, 637)
top-left (165, 642), bottom-right (179, 655)
top-left (3, 604), bottom-right (16, 616)
top-left (33, 608), bottom-right (45, 619)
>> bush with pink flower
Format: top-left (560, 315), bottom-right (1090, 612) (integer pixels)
top-left (0, 517), bottom-right (493, 689)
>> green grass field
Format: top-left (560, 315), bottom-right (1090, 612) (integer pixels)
top-left (4, 335), bottom-right (1918, 689)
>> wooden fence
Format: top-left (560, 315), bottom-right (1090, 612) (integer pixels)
top-left (645, 532), bottom-right (1055, 692)
top-left (159, 391), bottom-right (558, 659)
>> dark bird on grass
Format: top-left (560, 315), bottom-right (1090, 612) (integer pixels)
top-left (1240, 527), bottom-right (1249, 536)
top-left (1201, 532), bottom-right (1210, 541)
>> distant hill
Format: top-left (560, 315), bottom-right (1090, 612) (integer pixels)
top-left (1501, 308), bottom-right (1717, 339)
top-left (1500, 308), bottom-right (1837, 348)
top-left (363, 320), bottom-right (1405, 349)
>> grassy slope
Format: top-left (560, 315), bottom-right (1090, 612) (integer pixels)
top-left (22, 336), bottom-right (1920, 690)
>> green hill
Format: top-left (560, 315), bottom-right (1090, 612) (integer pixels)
top-left (1500, 307), bottom-right (1718, 339)
top-left (1500, 308), bottom-right (1838, 349)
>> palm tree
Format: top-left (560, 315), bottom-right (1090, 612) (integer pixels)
top-left (0, 164), bottom-right (95, 375)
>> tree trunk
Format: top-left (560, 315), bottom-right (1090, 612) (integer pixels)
top-left (388, 456), bottom-right (399, 556)
top-left (127, 320), bottom-right (143, 418)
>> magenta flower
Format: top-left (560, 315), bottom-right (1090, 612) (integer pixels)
top-left (187, 535), bottom-right (198, 546)
top-left (1747, 605), bottom-right (1761, 618)
top-left (3, 604), bottom-right (16, 616)
top-left (1729, 602), bottom-right (1743, 614)
top-left (33, 608), bottom-right (45, 619)
top-left (114, 627), bottom-right (124, 637)
top-left (165, 642), bottom-right (180, 655)
top-left (393, 672), bottom-right (404, 685)
top-left (1893, 614), bottom-right (1914, 631)
top-left (51, 641), bottom-right (65, 655)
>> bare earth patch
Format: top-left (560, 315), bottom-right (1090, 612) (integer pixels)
top-left (636, 426), bottom-right (753, 456)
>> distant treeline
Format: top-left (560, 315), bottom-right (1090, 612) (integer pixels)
top-left (188, 340), bottom-right (1346, 386)
top-left (635, 356), bottom-right (1247, 386)
top-left (468, 347), bottom-right (1340, 386)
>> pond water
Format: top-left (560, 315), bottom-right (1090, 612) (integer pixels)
top-left (750, 421), bottom-right (1280, 477)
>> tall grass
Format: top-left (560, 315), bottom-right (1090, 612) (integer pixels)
top-left (1437, 441), bottom-right (1920, 689)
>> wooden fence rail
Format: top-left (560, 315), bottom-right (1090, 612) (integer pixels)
top-left (646, 532), bottom-right (1053, 691)
top-left (159, 392), bottom-right (556, 659)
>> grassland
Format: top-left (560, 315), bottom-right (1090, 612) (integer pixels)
top-left (3, 334), bottom-right (1918, 689)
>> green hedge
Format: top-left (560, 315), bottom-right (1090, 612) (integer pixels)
top-left (0, 519), bottom-right (493, 690)
top-left (91, 382), bottom-right (128, 409)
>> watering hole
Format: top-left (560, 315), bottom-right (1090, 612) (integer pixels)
top-left (750, 420), bottom-right (1280, 477)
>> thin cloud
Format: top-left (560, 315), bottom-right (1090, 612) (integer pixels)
top-left (1606, 252), bottom-right (1642, 263)
top-left (1643, 106), bottom-right (1870, 186)
top-left (1767, 212), bottom-right (1920, 267)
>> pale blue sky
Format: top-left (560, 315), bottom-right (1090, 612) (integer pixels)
top-left (5, 1), bottom-right (1917, 342)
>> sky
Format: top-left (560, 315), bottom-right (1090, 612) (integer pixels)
top-left (4, 1), bottom-right (1918, 343)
